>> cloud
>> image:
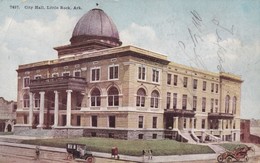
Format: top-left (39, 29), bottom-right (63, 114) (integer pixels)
top-left (0, 11), bottom-right (77, 100)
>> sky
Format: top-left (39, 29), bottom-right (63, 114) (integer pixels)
top-left (0, 0), bottom-right (259, 119)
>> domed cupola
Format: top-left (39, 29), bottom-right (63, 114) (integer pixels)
top-left (70, 8), bottom-right (122, 47)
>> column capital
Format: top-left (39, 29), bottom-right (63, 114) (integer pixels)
top-left (66, 90), bottom-right (73, 93)
top-left (39, 91), bottom-right (45, 95)
top-left (54, 90), bottom-right (59, 94)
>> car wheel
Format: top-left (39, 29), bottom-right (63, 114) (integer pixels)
top-left (217, 155), bottom-right (224, 163)
top-left (86, 156), bottom-right (94, 163)
top-left (226, 156), bottom-right (233, 163)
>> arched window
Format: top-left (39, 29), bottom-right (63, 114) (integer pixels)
top-left (225, 95), bottom-right (230, 113)
top-left (91, 88), bottom-right (101, 106)
top-left (150, 90), bottom-right (159, 108)
top-left (232, 96), bottom-right (237, 114)
top-left (23, 94), bottom-right (30, 108)
top-left (34, 93), bottom-right (40, 108)
top-left (108, 87), bottom-right (119, 106)
top-left (136, 88), bottom-right (146, 107)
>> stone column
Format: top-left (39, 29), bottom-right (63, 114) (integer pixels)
top-left (37, 91), bottom-right (45, 128)
top-left (29, 92), bottom-right (33, 126)
top-left (173, 117), bottom-right (179, 129)
top-left (219, 119), bottom-right (223, 130)
top-left (53, 91), bottom-right (59, 127)
top-left (191, 118), bottom-right (195, 129)
top-left (66, 90), bottom-right (72, 127)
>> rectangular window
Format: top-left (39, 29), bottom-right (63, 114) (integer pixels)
top-left (167, 74), bottom-right (172, 85)
top-left (92, 116), bottom-right (97, 127)
top-left (202, 97), bottom-right (206, 112)
top-left (203, 81), bottom-right (207, 91)
top-left (202, 119), bottom-right (205, 129)
top-left (211, 98), bottom-right (214, 113)
top-left (183, 77), bottom-right (188, 88)
top-left (91, 68), bottom-right (100, 81)
top-left (152, 117), bottom-right (157, 128)
top-left (152, 69), bottom-right (159, 83)
top-left (62, 72), bottom-right (70, 77)
top-left (74, 71), bottom-right (81, 77)
top-left (183, 118), bottom-right (187, 128)
top-left (34, 75), bottom-right (41, 80)
top-left (138, 134), bottom-right (144, 139)
top-left (76, 115), bottom-right (81, 126)
top-left (193, 79), bottom-right (198, 89)
top-left (23, 77), bottom-right (30, 88)
top-left (182, 94), bottom-right (187, 110)
top-left (211, 83), bottom-right (214, 92)
top-left (173, 93), bottom-right (177, 109)
top-left (215, 99), bottom-right (218, 113)
top-left (138, 116), bottom-right (143, 128)
top-left (194, 119), bottom-right (197, 129)
top-left (109, 116), bottom-right (116, 128)
top-left (138, 66), bottom-right (146, 80)
top-left (193, 96), bottom-right (197, 111)
top-left (173, 75), bottom-right (178, 86)
top-left (166, 92), bottom-right (171, 109)
top-left (109, 65), bottom-right (119, 80)
top-left (152, 134), bottom-right (157, 139)
top-left (52, 73), bottom-right (59, 78)
top-left (216, 84), bottom-right (219, 93)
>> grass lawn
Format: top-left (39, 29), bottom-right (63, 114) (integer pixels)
top-left (21, 137), bottom-right (214, 156)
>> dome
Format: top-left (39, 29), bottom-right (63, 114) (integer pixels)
top-left (70, 8), bottom-right (122, 46)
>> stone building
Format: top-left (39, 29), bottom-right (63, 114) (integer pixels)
top-left (14, 7), bottom-right (242, 141)
top-left (0, 97), bottom-right (16, 132)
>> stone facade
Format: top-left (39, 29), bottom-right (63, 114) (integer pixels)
top-left (0, 97), bottom-right (16, 132)
top-left (14, 8), bottom-right (242, 142)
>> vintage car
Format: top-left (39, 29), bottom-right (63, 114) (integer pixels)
top-left (66, 143), bottom-right (95, 162)
top-left (217, 145), bottom-right (255, 163)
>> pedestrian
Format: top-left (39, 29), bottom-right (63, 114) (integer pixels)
top-left (35, 146), bottom-right (40, 160)
top-left (142, 149), bottom-right (146, 161)
top-left (148, 149), bottom-right (153, 160)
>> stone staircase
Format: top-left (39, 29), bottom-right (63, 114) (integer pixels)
top-left (179, 130), bottom-right (198, 143)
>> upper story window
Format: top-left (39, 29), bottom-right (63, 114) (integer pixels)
top-left (138, 116), bottom-right (144, 128)
top-left (74, 70), bottom-right (81, 77)
top-left (173, 75), bottom-right (178, 86)
top-left (23, 77), bottom-right (30, 88)
top-left (193, 96), bottom-right (197, 111)
top-left (193, 79), bottom-right (198, 89)
top-left (215, 99), bottom-right (218, 113)
top-left (109, 65), bottom-right (119, 80)
top-left (182, 94), bottom-right (187, 110)
top-left (138, 65), bottom-right (146, 80)
top-left (91, 88), bottom-right (101, 107)
top-left (202, 97), bottom-right (206, 112)
top-left (152, 69), bottom-right (159, 83)
top-left (152, 117), bottom-right (157, 128)
top-left (34, 75), bottom-right (41, 80)
top-left (108, 87), bottom-right (119, 106)
top-left (91, 68), bottom-right (100, 81)
top-left (173, 93), bottom-right (177, 109)
top-left (167, 74), bottom-right (172, 85)
top-left (166, 92), bottom-right (171, 109)
top-left (203, 81), bottom-right (207, 91)
top-left (52, 73), bottom-right (59, 78)
top-left (62, 72), bottom-right (70, 77)
top-left (225, 95), bottom-right (230, 113)
top-left (232, 96), bottom-right (237, 114)
top-left (150, 90), bottom-right (159, 108)
top-left (211, 83), bottom-right (214, 92)
top-left (183, 77), bottom-right (188, 88)
top-left (210, 98), bottom-right (214, 113)
top-left (216, 84), bottom-right (219, 93)
top-left (23, 93), bottom-right (30, 108)
top-left (136, 88), bottom-right (146, 107)
top-left (34, 93), bottom-right (40, 108)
